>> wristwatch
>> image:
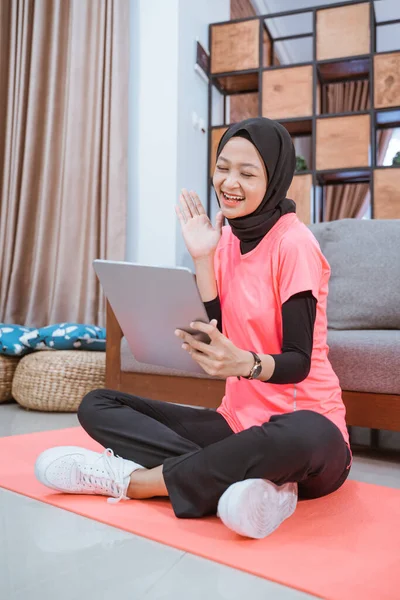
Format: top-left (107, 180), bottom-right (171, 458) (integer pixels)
top-left (241, 351), bottom-right (263, 380)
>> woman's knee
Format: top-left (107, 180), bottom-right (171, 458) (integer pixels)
top-left (77, 388), bottom-right (112, 429)
top-left (264, 412), bottom-right (328, 459)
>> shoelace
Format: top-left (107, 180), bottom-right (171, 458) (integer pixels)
top-left (76, 448), bottom-right (128, 504)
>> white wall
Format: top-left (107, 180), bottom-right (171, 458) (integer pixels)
top-left (127, 0), bottom-right (180, 266)
top-left (127, 0), bottom-right (230, 267)
top-left (175, 0), bottom-right (230, 269)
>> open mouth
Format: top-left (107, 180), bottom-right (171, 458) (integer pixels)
top-left (221, 191), bottom-right (245, 205)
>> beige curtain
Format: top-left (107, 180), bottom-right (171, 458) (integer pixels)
top-left (377, 128), bottom-right (394, 165)
top-left (322, 80), bottom-right (370, 114)
top-left (0, 0), bottom-right (128, 328)
top-left (230, 0), bottom-right (256, 19)
top-left (323, 80), bottom-right (370, 221)
top-left (324, 128), bottom-right (393, 221)
top-left (324, 183), bottom-right (370, 221)
top-left (323, 80), bottom-right (395, 221)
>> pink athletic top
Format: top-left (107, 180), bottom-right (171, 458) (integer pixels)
top-left (215, 213), bottom-right (349, 447)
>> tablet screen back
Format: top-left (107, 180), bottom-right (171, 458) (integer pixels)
top-left (93, 260), bottom-right (210, 374)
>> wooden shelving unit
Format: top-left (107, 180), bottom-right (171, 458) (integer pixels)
top-left (207, 0), bottom-right (400, 223)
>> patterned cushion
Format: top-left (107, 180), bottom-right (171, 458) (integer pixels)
top-left (24, 323), bottom-right (106, 351)
top-left (0, 324), bottom-right (34, 356)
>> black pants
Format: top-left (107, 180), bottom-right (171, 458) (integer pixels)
top-left (78, 388), bottom-right (351, 518)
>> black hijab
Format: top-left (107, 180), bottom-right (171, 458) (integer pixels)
top-left (215, 117), bottom-right (296, 254)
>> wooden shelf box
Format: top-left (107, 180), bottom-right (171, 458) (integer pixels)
top-left (316, 114), bottom-right (370, 171)
top-left (214, 72), bottom-right (258, 94)
top-left (288, 173), bottom-right (312, 225)
top-left (208, 5), bottom-right (400, 224)
top-left (211, 20), bottom-right (260, 75)
top-left (316, 3), bottom-right (370, 62)
top-left (210, 127), bottom-right (228, 176)
top-left (374, 168), bottom-right (400, 219)
top-left (374, 52), bottom-right (400, 109)
top-left (262, 65), bottom-right (313, 120)
top-left (263, 28), bottom-right (272, 67)
top-left (230, 93), bottom-right (259, 123)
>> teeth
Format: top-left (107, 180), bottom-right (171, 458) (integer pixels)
top-left (223, 192), bottom-right (244, 201)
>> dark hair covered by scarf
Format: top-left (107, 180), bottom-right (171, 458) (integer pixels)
top-left (215, 117), bottom-right (296, 254)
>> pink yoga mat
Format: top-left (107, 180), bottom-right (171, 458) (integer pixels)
top-left (0, 426), bottom-right (399, 600)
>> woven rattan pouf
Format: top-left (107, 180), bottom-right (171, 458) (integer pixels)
top-left (0, 355), bottom-right (21, 403)
top-left (12, 350), bottom-right (105, 412)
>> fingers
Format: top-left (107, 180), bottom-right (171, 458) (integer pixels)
top-left (182, 345), bottom-right (223, 377)
top-left (215, 211), bottom-right (224, 232)
top-left (185, 348), bottom-right (217, 373)
top-left (177, 189), bottom-right (206, 224)
top-left (181, 188), bottom-right (200, 219)
top-left (175, 325), bottom-right (225, 377)
top-left (184, 189), bottom-right (200, 216)
top-left (175, 205), bottom-right (186, 225)
top-left (175, 329), bottom-right (217, 357)
top-left (189, 320), bottom-right (220, 341)
top-left (189, 190), bottom-right (206, 215)
top-left (179, 191), bottom-right (193, 222)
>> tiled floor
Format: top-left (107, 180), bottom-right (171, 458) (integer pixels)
top-left (1, 401), bottom-right (399, 600)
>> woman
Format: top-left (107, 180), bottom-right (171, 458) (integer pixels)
top-left (35, 117), bottom-right (351, 539)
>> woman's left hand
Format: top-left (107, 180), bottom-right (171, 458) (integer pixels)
top-left (174, 320), bottom-right (254, 378)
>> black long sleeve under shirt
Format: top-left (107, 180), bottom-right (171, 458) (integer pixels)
top-left (203, 291), bottom-right (317, 384)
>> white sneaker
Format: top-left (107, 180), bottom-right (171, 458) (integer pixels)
top-left (35, 446), bottom-right (144, 504)
top-left (217, 479), bottom-right (298, 539)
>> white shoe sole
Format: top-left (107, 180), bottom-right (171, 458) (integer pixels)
top-left (35, 446), bottom-right (102, 494)
top-left (218, 479), bottom-right (298, 539)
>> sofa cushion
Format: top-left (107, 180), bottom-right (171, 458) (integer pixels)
top-left (327, 329), bottom-right (400, 394)
top-left (120, 337), bottom-right (223, 380)
top-left (309, 219), bottom-right (400, 330)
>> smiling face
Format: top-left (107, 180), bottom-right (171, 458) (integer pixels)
top-left (213, 136), bottom-right (268, 219)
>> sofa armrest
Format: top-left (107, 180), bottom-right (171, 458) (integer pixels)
top-left (106, 300), bottom-right (122, 390)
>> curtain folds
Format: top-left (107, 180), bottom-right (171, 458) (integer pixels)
top-left (323, 80), bottom-right (369, 221)
top-left (0, 0), bottom-right (129, 327)
top-left (322, 80), bottom-right (393, 222)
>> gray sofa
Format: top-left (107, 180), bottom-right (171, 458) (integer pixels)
top-left (308, 218), bottom-right (400, 432)
top-left (107, 218), bottom-right (400, 432)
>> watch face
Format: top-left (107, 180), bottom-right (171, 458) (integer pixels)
top-left (253, 364), bottom-right (263, 378)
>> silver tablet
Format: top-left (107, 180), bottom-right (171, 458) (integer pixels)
top-left (93, 260), bottom-right (211, 374)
